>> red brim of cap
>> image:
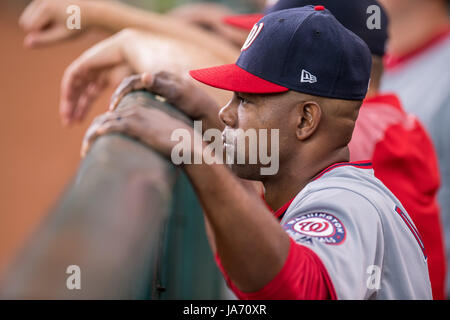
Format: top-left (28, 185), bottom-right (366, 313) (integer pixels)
top-left (189, 64), bottom-right (289, 94)
top-left (222, 14), bottom-right (264, 30)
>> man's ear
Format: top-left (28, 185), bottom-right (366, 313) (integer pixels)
top-left (295, 101), bottom-right (322, 141)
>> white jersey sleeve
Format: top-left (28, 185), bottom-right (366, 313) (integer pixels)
top-left (281, 187), bottom-right (383, 300)
top-left (279, 164), bottom-right (432, 300)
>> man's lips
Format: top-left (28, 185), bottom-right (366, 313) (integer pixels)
top-left (222, 129), bottom-right (238, 151)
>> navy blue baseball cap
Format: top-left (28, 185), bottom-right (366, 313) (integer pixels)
top-left (190, 6), bottom-right (372, 100)
top-left (224, 0), bottom-right (389, 56)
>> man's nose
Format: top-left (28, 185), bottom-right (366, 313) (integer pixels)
top-left (219, 99), bottom-right (237, 128)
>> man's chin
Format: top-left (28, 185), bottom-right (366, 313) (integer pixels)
top-left (230, 164), bottom-right (263, 181)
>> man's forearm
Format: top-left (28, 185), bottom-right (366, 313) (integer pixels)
top-left (183, 160), bottom-right (290, 293)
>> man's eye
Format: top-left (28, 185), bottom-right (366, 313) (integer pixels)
top-left (238, 96), bottom-right (249, 104)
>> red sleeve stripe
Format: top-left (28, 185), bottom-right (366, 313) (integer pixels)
top-left (395, 206), bottom-right (427, 259)
top-left (313, 161), bottom-right (373, 181)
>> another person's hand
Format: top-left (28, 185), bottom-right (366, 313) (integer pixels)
top-left (168, 2), bottom-right (233, 30)
top-left (109, 72), bottom-right (222, 130)
top-left (59, 29), bottom-right (134, 126)
top-left (168, 2), bottom-right (248, 48)
top-left (19, 0), bottom-right (96, 48)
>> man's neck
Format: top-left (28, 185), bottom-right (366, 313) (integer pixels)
top-left (262, 147), bottom-right (349, 211)
top-left (365, 87), bottom-right (379, 100)
top-left (387, 4), bottom-right (449, 57)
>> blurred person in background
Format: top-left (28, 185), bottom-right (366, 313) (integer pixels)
top-left (379, 0), bottom-right (450, 299)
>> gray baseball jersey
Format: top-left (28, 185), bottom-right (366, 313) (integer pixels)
top-left (280, 161), bottom-right (432, 299)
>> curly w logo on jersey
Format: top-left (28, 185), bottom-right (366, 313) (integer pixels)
top-left (284, 212), bottom-right (346, 245)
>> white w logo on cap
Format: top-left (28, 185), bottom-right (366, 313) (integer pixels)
top-left (300, 69), bottom-right (317, 83)
top-left (241, 23), bottom-right (264, 51)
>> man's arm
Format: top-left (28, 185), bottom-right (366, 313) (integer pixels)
top-left (184, 158), bottom-right (290, 292)
top-left (81, 93), bottom-right (289, 293)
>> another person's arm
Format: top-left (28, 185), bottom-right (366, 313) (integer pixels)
top-left (19, 0), bottom-right (238, 60)
top-left (59, 28), bottom-right (233, 125)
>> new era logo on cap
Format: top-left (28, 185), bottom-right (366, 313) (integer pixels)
top-left (300, 69), bottom-right (317, 83)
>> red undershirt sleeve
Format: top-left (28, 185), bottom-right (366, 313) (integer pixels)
top-left (214, 237), bottom-right (337, 300)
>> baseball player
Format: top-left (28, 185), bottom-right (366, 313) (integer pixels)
top-left (221, 0), bottom-right (446, 300)
top-left (83, 6), bottom-right (432, 299)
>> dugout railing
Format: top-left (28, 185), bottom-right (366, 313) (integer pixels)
top-left (0, 91), bottom-right (224, 299)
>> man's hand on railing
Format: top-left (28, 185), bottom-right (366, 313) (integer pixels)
top-left (81, 100), bottom-right (194, 159)
top-left (109, 72), bottom-right (224, 132)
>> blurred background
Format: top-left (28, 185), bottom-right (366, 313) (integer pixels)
top-left (0, 0), bottom-right (264, 280)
